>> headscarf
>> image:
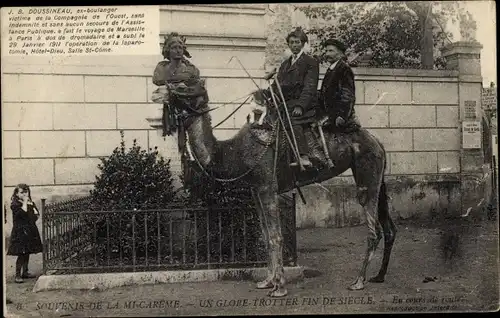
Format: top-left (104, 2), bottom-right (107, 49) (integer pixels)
top-left (162, 32), bottom-right (192, 60)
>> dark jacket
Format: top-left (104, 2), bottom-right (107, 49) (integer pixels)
top-left (7, 201), bottom-right (43, 256)
top-left (319, 59), bottom-right (357, 125)
top-left (272, 53), bottom-right (320, 125)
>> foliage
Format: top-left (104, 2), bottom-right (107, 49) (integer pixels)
top-left (265, 4), bottom-right (295, 69)
top-left (179, 164), bottom-right (266, 261)
top-left (179, 165), bottom-right (253, 208)
top-left (79, 132), bottom-right (180, 267)
top-left (298, 2), bottom-right (478, 69)
top-left (89, 131), bottom-right (177, 211)
top-left (178, 166), bottom-right (297, 266)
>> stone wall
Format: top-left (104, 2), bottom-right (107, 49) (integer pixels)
top-left (2, 5), bottom-right (267, 228)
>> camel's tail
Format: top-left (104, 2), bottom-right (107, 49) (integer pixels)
top-left (378, 176), bottom-right (390, 221)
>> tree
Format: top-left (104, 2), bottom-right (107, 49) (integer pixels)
top-left (298, 2), bottom-right (478, 69)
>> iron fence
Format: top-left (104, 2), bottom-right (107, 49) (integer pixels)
top-left (41, 195), bottom-right (296, 275)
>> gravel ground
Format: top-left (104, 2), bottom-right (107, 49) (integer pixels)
top-left (3, 217), bottom-right (498, 317)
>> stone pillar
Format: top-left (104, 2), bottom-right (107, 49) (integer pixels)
top-left (441, 41), bottom-right (490, 216)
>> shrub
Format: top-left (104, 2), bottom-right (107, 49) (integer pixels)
top-left (85, 132), bottom-right (179, 266)
top-left (180, 165), bottom-right (253, 208)
top-left (180, 168), bottom-right (297, 266)
top-left (90, 131), bottom-right (176, 210)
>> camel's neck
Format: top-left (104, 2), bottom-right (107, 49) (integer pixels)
top-left (186, 112), bottom-right (216, 167)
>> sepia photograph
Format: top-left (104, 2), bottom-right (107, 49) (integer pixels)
top-left (2, 2), bottom-right (498, 316)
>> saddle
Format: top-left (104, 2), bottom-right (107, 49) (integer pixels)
top-left (249, 114), bottom-right (346, 167)
top-left (249, 119), bottom-right (327, 168)
top-left (249, 110), bottom-right (361, 187)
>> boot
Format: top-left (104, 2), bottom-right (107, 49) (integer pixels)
top-left (21, 272), bottom-right (36, 279)
top-left (15, 257), bottom-right (24, 283)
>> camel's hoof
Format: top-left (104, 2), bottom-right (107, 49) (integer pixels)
top-left (268, 287), bottom-right (288, 297)
top-left (368, 275), bottom-right (385, 283)
top-left (256, 280), bottom-right (273, 289)
top-left (348, 278), bottom-right (365, 291)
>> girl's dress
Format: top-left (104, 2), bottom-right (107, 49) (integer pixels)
top-left (7, 201), bottom-right (43, 255)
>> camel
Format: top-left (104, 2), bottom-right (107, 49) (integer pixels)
top-left (166, 86), bottom-right (397, 298)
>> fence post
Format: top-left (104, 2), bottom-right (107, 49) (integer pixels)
top-left (41, 198), bottom-right (47, 275)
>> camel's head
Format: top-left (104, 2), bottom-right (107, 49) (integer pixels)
top-left (248, 89), bottom-right (274, 125)
top-left (251, 89), bottom-right (272, 106)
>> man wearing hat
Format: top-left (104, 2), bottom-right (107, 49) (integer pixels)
top-left (267, 27), bottom-right (320, 167)
top-left (318, 38), bottom-right (360, 133)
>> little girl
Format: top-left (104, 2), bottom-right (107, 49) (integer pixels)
top-left (7, 184), bottom-right (43, 283)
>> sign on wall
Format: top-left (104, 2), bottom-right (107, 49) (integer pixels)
top-left (462, 120), bottom-right (482, 149)
top-left (482, 88), bottom-right (497, 110)
top-left (464, 100), bottom-right (477, 120)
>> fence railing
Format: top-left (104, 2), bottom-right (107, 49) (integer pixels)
top-left (41, 195), bottom-right (296, 275)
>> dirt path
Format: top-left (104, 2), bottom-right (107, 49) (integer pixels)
top-left (4, 219), bottom-right (498, 316)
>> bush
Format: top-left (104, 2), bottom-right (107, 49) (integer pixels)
top-left (90, 131), bottom-right (176, 210)
top-left (85, 132), bottom-right (180, 266)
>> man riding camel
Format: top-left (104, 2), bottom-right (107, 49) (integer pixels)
top-left (266, 27), bottom-right (320, 168)
top-left (318, 38), bottom-right (360, 133)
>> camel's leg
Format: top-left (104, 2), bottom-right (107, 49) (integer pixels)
top-left (349, 162), bottom-right (384, 290)
top-left (369, 180), bottom-right (397, 283)
top-left (251, 189), bottom-right (273, 289)
top-left (258, 187), bottom-right (287, 297)
top-left (348, 195), bottom-right (383, 290)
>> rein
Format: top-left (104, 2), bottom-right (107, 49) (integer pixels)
top-left (188, 119), bottom-right (279, 183)
top-left (175, 93), bottom-right (252, 129)
top-left (212, 95), bottom-right (251, 129)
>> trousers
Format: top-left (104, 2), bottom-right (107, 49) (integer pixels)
top-left (291, 124), bottom-right (309, 156)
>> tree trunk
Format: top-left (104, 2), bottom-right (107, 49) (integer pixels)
top-left (421, 3), bottom-right (434, 69)
top-left (407, 1), bottom-right (434, 69)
